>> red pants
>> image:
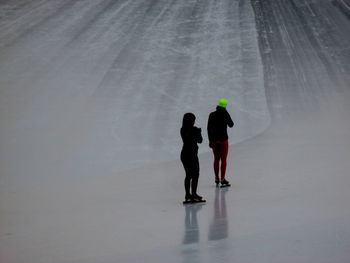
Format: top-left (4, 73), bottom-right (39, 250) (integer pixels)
top-left (211, 140), bottom-right (229, 180)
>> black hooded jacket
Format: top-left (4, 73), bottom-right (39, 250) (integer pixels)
top-left (207, 106), bottom-right (234, 142)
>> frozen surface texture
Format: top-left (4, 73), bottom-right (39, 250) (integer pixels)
top-left (0, 0), bottom-right (268, 187)
top-left (1, 0), bottom-right (350, 263)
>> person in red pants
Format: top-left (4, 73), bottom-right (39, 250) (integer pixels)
top-left (207, 99), bottom-right (234, 186)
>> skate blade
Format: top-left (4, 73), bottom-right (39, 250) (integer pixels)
top-left (220, 184), bottom-right (231, 188)
top-left (183, 200), bottom-right (206, 205)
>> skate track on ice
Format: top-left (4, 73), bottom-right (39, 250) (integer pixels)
top-left (1, 0), bottom-right (350, 263)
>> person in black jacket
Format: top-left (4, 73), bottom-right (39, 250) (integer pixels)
top-left (180, 113), bottom-right (203, 201)
top-left (207, 99), bottom-right (234, 186)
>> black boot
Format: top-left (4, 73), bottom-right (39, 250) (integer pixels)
top-left (221, 179), bottom-right (230, 185)
top-left (192, 193), bottom-right (203, 201)
top-left (185, 193), bottom-right (193, 201)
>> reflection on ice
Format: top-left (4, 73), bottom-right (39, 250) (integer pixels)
top-left (183, 205), bottom-right (202, 244)
top-left (209, 188), bottom-right (229, 241)
top-left (182, 187), bottom-right (230, 245)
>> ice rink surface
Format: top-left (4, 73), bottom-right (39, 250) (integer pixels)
top-left (0, 0), bottom-right (350, 262)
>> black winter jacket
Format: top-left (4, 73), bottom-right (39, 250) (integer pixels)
top-left (207, 106), bottom-right (234, 142)
top-left (181, 126), bottom-right (203, 155)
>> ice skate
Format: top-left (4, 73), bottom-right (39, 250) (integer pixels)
top-left (220, 179), bottom-right (231, 188)
top-left (183, 193), bottom-right (206, 204)
top-left (192, 193), bottom-right (203, 201)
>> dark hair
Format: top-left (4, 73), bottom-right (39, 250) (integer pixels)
top-left (182, 113), bottom-right (196, 128)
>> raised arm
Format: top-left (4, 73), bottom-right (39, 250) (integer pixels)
top-left (196, 127), bottom-right (203, 144)
top-left (226, 110), bottom-right (234, 128)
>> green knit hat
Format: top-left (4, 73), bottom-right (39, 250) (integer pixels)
top-left (218, 98), bottom-right (228, 108)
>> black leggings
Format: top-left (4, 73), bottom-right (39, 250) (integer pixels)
top-left (181, 152), bottom-right (200, 196)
